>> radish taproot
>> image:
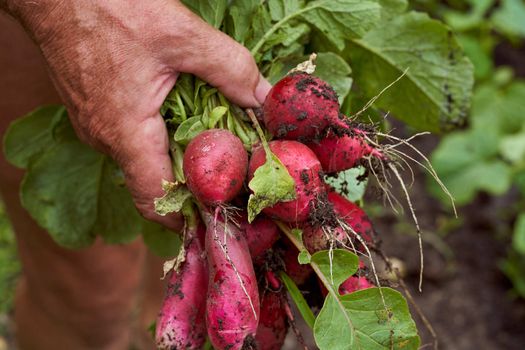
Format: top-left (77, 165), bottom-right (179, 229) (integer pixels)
top-left (201, 210), bottom-right (260, 350)
top-left (239, 213), bottom-right (280, 258)
top-left (327, 189), bottom-right (375, 248)
top-left (339, 276), bottom-right (374, 295)
top-left (307, 130), bottom-right (385, 173)
top-left (255, 291), bottom-right (288, 350)
top-left (183, 129), bottom-right (248, 206)
top-left (155, 224), bottom-right (208, 350)
top-left (263, 72), bottom-right (341, 141)
top-left (282, 240), bottom-right (313, 286)
top-left (249, 140), bottom-right (324, 223)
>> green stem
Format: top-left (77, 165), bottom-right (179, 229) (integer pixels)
top-left (276, 222), bottom-right (349, 310)
top-left (170, 140), bottom-right (185, 183)
top-left (175, 91), bottom-right (187, 122)
top-left (246, 108), bottom-right (272, 156)
top-left (250, 4), bottom-right (322, 57)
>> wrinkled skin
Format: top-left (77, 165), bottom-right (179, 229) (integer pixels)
top-left (0, 1), bottom-right (271, 348)
top-left (2, 0), bottom-right (270, 231)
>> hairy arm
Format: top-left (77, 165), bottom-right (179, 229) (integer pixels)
top-left (1, 0), bottom-right (271, 231)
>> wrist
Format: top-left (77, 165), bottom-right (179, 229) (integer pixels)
top-left (2, 0), bottom-right (66, 44)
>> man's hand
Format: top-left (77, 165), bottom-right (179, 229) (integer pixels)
top-left (6, 0), bottom-right (271, 231)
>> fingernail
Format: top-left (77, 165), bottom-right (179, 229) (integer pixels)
top-left (255, 74), bottom-right (272, 106)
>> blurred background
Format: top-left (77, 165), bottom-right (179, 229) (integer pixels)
top-left (1, 0), bottom-right (525, 349)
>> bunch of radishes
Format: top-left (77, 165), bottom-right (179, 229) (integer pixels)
top-left (155, 69), bottom-right (386, 350)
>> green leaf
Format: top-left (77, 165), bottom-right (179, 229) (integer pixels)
top-left (280, 271), bottom-right (316, 329)
top-left (6, 107), bottom-right (143, 248)
top-left (500, 130), bottom-right (525, 164)
top-left (347, 12), bottom-right (474, 132)
top-left (429, 130), bottom-right (512, 205)
top-left (314, 288), bottom-right (420, 350)
top-left (311, 249), bottom-right (359, 289)
top-left (314, 52), bottom-right (353, 103)
top-left (208, 106), bottom-right (228, 129)
top-left (457, 34), bottom-right (493, 80)
top-left (154, 182), bottom-right (192, 216)
top-left (324, 167), bottom-right (368, 202)
top-left (471, 81), bottom-right (525, 134)
top-left (225, 0), bottom-right (259, 43)
top-left (181, 0), bottom-right (228, 28)
top-left (491, 0), bottom-right (525, 38)
top-left (142, 221), bottom-right (182, 258)
top-left (3, 105), bottom-right (67, 168)
top-left (377, 0), bottom-right (408, 21)
top-left (300, 0), bottom-right (381, 50)
top-left (513, 214), bottom-right (525, 255)
top-left (247, 152), bottom-right (296, 222)
top-left (443, 0), bottom-right (493, 32)
top-left (298, 250), bottom-right (312, 264)
top-left (173, 116), bottom-right (206, 145)
top-left (93, 160), bottom-right (142, 244)
top-left (500, 250), bottom-right (525, 298)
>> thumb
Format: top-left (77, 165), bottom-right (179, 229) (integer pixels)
top-left (165, 5), bottom-right (271, 107)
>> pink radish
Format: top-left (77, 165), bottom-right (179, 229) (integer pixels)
top-left (239, 213), bottom-right (280, 258)
top-left (263, 72), bottom-right (341, 141)
top-left (327, 189), bottom-right (375, 249)
top-left (255, 291), bottom-right (288, 350)
top-left (248, 140), bottom-right (324, 223)
top-left (307, 130), bottom-right (384, 173)
top-left (155, 224), bottom-right (208, 350)
top-left (183, 129), bottom-right (248, 206)
top-left (201, 210), bottom-right (260, 350)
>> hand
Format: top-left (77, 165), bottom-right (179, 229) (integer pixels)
top-left (7, 0), bottom-right (271, 232)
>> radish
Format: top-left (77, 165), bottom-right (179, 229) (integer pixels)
top-left (263, 72), bottom-right (341, 141)
top-left (282, 240), bottom-right (313, 286)
top-left (239, 213), bottom-right (280, 258)
top-left (255, 291), bottom-right (288, 350)
top-left (320, 275), bottom-right (373, 297)
top-left (339, 276), bottom-right (374, 295)
top-left (183, 129), bottom-right (248, 206)
top-left (307, 130), bottom-right (385, 173)
top-left (302, 224), bottom-right (347, 253)
top-left (155, 224), bottom-right (208, 350)
top-left (327, 189), bottom-right (375, 249)
top-left (201, 209), bottom-right (260, 350)
top-left (248, 140), bottom-right (324, 223)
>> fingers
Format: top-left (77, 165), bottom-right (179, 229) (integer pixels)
top-left (163, 4), bottom-right (272, 107)
top-left (111, 114), bottom-right (184, 233)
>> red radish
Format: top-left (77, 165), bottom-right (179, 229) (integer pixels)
top-left (265, 270), bottom-right (282, 291)
top-left (263, 72), bottom-right (341, 140)
top-left (282, 240), bottom-right (313, 286)
top-left (239, 213), bottom-right (280, 258)
top-left (183, 129), bottom-right (248, 206)
top-left (302, 224), bottom-right (347, 253)
top-left (155, 224), bottom-right (208, 350)
top-left (327, 190), bottom-right (375, 248)
top-left (201, 210), bottom-right (260, 350)
top-left (255, 291), bottom-right (288, 350)
top-left (307, 130), bottom-right (384, 173)
top-left (249, 140), bottom-right (324, 223)
top-left (339, 276), bottom-right (374, 295)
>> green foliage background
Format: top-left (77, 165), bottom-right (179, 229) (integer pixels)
top-left (418, 0), bottom-right (525, 297)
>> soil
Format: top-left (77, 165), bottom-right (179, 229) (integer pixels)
top-left (371, 134), bottom-right (525, 350)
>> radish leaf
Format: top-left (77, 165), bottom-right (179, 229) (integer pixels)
top-left (247, 152), bottom-right (295, 222)
top-left (314, 288), bottom-right (420, 350)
